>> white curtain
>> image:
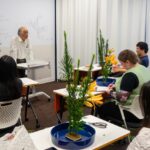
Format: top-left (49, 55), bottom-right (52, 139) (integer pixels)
top-left (146, 0), bottom-right (150, 59)
top-left (56, 0), bottom-right (148, 79)
top-left (97, 0), bottom-right (147, 55)
top-left (57, 0), bottom-right (98, 78)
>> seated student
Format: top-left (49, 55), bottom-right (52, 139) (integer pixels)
top-left (136, 41), bottom-right (149, 67)
top-left (112, 42), bottom-right (149, 75)
top-left (0, 55), bottom-right (22, 101)
top-left (127, 81), bottom-right (150, 150)
top-left (0, 55), bottom-right (22, 136)
top-left (98, 49), bottom-right (150, 123)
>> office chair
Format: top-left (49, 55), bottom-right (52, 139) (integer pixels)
top-left (108, 95), bottom-right (143, 143)
top-left (0, 98), bottom-right (22, 129)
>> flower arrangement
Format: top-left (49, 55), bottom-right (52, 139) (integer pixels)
top-left (60, 31), bottom-right (95, 140)
top-left (84, 81), bottom-right (103, 108)
top-left (97, 30), bottom-right (118, 81)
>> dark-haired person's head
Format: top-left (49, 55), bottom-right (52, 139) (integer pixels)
top-left (136, 42), bottom-right (149, 57)
top-left (140, 81), bottom-right (150, 125)
top-left (0, 55), bottom-right (17, 82)
top-left (118, 49), bottom-right (138, 69)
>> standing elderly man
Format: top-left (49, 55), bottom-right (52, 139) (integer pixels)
top-left (10, 26), bottom-right (33, 77)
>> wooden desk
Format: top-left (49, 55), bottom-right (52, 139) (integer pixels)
top-left (30, 115), bottom-right (130, 150)
top-left (17, 60), bottom-right (49, 69)
top-left (74, 64), bottom-right (102, 80)
top-left (18, 60), bottom-right (51, 100)
top-left (21, 77), bottom-right (39, 86)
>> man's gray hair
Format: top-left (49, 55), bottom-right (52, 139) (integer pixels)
top-left (17, 26), bottom-right (28, 35)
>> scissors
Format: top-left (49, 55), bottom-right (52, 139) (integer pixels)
top-left (89, 122), bottom-right (107, 128)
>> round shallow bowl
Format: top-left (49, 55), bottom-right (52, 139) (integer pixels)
top-left (51, 123), bottom-right (95, 149)
top-left (96, 77), bottom-right (116, 87)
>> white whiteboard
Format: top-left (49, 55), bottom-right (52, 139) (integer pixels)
top-left (0, 0), bottom-right (55, 46)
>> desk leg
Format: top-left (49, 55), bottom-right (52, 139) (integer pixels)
top-left (28, 99), bottom-right (40, 128)
top-left (94, 105), bottom-right (99, 116)
top-left (90, 105), bottom-right (99, 116)
top-left (58, 96), bottom-right (65, 123)
top-left (54, 94), bottom-right (65, 124)
top-left (25, 86), bottom-right (40, 128)
top-left (25, 86), bottom-right (29, 121)
top-left (91, 107), bottom-right (94, 115)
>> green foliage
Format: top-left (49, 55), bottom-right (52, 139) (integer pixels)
top-left (97, 30), bottom-right (109, 66)
top-left (60, 31), bottom-right (95, 134)
top-left (97, 30), bottom-right (110, 80)
top-left (59, 32), bottom-right (73, 82)
top-left (102, 63), bottom-right (112, 81)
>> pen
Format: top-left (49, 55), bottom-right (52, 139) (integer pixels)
top-left (111, 81), bottom-right (115, 84)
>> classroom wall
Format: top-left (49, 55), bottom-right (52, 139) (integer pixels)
top-left (0, 0), bottom-right (55, 83)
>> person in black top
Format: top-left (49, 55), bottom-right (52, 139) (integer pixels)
top-left (111, 42), bottom-right (149, 77)
top-left (136, 41), bottom-right (149, 67)
top-left (0, 55), bottom-right (23, 136)
top-left (0, 55), bottom-right (22, 101)
top-left (98, 50), bottom-right (147, 124)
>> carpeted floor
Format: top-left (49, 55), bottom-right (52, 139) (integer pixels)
top-left (21, 81), bottom-right (128, 150)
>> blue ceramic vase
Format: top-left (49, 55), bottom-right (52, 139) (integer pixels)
top-left (96, 77), bottom-right (116, 87)
top-left (51, 123), bottom-right (95, 149)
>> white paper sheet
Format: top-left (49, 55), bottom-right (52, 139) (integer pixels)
top-left (0, 125), bottom-right (37, 150)
top-left (95, 86), bottom-right (108, 92)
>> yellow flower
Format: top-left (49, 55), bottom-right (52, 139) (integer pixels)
top-left (88, 95), bottom-right (103, 101)
top-left (84, 101), bottom-right (93, 107)
top-left (105, 52), bottom-right (118, 65)
top-left (88, 81), bottom-right (97, 92)
top-left (85, 95), bottom-right (103, 108)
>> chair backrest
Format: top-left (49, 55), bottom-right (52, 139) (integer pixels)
top-left (121, 95), bottom-right (143, 120)
top-left (0, 97), bottom-right (22, 129)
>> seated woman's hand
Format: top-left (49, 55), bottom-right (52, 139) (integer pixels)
top-left (106, 88), bottom-right (112, 94)
top-left (108, 83), bottom-right (115, 90)
top-left (106, 84), bottom-right (115, 94)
